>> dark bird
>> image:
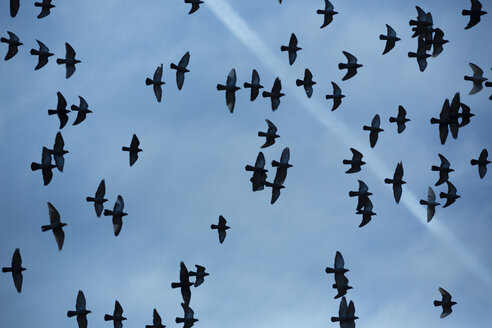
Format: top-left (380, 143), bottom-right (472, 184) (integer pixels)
top-left (175, 303), bottom-right (198, 328)
top-left (34, 0), bottom-right (55, 19)
top-left (464, 63), bottom-right (488, 95)
top-left (48, 92), bottom-right (70, 129)
top-left (325, 82), bottom-right (345, 111)
top-left (30, 40), bottom-right (54, 70)
top-left (431, 154), bottom-right (453, 186)
top-left (67, 290), bottom-right (91, 328)
top-left (420, 187), bottom-right (440, 222)
top-left (211, 215), bottom-right (230, 244)
top-left (217, 68), bottom-right (240, 113)
top-left (41, 202), bottom-right (67, 251)
top-left (244, 69), bottom-right (263, 101)
top-left (430, 99), bottom-right (451, 145)
top-left (264, 180), bottom-right (285, 204)
top-left (379, 24), bottom-right (400, 55)
top-left (1, 31), bottom-right (22, 61)
top-left (363, 114), bottom-right (383, 148)
top-left (188, 265), bottom-right (209, 287)
top-left (47, 132), bottom-right (68, 172)
top-left (463, 0), bottom-right (487, 30)
top-left (146, 309), bottom-right (166, 328)
top-left (71, 96), bottom-right (92, 125)
top-left (356, 198), bottom-right (376, 228)
top-left (316, 0), bottom-right (337, 28)
top-left (171, 262), bottom-right (193, 305)
top-left (389, 105), bottom-right (410, 133)
top-left (471, 149), bottom-right (490, 179)
top-left (103, 196), bottom-right (128, 236)
top-left (262, 77), bottom-right (284, 111)
top-left (56, 42), bottom-right (80, 79)
top-left (258, 119), bottom-right (279, 149)
top-left (104, 300), bottom-right (127, 328)
top-left (272, 147), bottom-right (292, 185)
top-left (86, 179), bottom-right (108, 217)
top-left (440, 181), bottom-right (460, 208)
top-left (146, 64), bottom-right (165, 102)
top-left (349, 180), bottom-right (373, 211)
top-left (409, 6), bottom-right (431, 35)
top-left (408, 36), bottom-right (431, 72)
top-left (434, 287), bottom-right (457, 318)
top-left (338, 51), bottom-right (362, 80)
top-left (2, 248), bottom-right (26, 293)
top-left (280, 33), bottom-right (301, 65)
top-left (295, 68), bottom-right (316, 98)
top-left (333, 273), bottom-right (352, 299)
top-left (331, 297), bottom-right (358, 327)
top-left (343, 148), bottom-right (366, 174)
top-left (447, 93), bottom-right (461, 140)
top-left (245, 151), bottom-right (268, 191)
top-left (184, 0), bottom-right (203, 14)
top-left (122, 134), bottom-right (142, 167)
top-left (170, 52), bottom-right (190, 90)
top-left (458, 102), bottom-right (474, 127)
top-left (384, 162), bottom-right (406, 203)
top-left (430, 28), bottom-right (448, 57)
top-left (31, 147), bottom-right (56, 186)
top-left (10, 0), bottom-right (20, 17)
top-left (325, 251), bottom-right (349, 275)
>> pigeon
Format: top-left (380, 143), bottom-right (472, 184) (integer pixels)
top-left (379, 24), bottom-right (400, 55)
top-left (56, 42), bottom-right (80, 79)
top-left (41, 202), bottom-right (67, 251)
top-left (184, 0), bottom-right (203, 14)
top-left (122, 134), bottom-right (142, 167)
top-left (31, 147), bottom-right (56, 186)
top-left (262, 77), bottom-right (284, 111)
top-left (171, 262), bottom-right (193, 305)
top-left (430, 99), bottom-right (451, 145)
top-left (458, 102), bottom-right (474, 127)
top-left (434, 287), bottom-right (457, 318)
top-left (216, 68), bottom-right (240, 113)
top-left (1, 31), bottom-right (22, 61)
top-left (295, 68), bottom-right (316, 98)
top-left (86, 179), bottom-right (108, 217)
top-left (211, 215), bottom-right (229, 244)
top-left (338, 51), bottom-right (363, 80)
top-left (30, 40), bottom-right (54, 70)
top-left (325, 82), bottom-right (345, 111)
top-left (170, 52), bottom-right (190, 90)
top-left (175, 303), bottom-right (198, 328)
top-left (188, 265), bottom-right (209, 287)
top-left (440, 181), bottom-right (460, 208)
top-left (356, 198), bottom-right (376, 228)
top-left (408, 36), bottom-right (431, 72)
top-left (471, 149), bottom-right (490, 179)
top-left (48, 92), bottom-right (70, 129)
top-left (103, 196), bottom-right (127, 236)
top-left (34, 0), bottom-right (55, 19)
top-left (104, 300), bottom-right (127, 328)
top-left (349, 180), bottom-right (373, 211)
top-left (71, 96), bottom-right (92, 125)
top-left (431, 154), bottom-right (453, 186)
top-left (447, 93), bottom-right (461, 139)
top-left (316, 0), bottom-right (337, 28)
top-left (245, 152), bottom-right (268, 191)
top-left (333, 273), bottom-right (352, 299)
top-left (280, 33), bottom-right (301, 65)
top-left (258, 119), bottom-right (279, 149)
top-left (244, 69), bottom-right (263, 101)
top-left (272, 147), bottom-right (292, 185)
top-left (47, 132), bottom-right (69, 172)
top-left (363, 114), bottom-right (383, 148)
top-left (430, 28), bottom-right (448, 57)
top-left (464, 63), bottom-right (488, 95)
top-left (389, 106), bottom-right (410, 133)
top-left (409, 6), bottom-right (431, 34)
top-left (2, 248), bottom-right (26, 293)
top-left (264, 180), bottom-right (285, 204)
top-left (331, 297), bottom-right (358, 327)
top-left (67, 290), bottom-right (92, 328)
top-left (146, 309), bottom-right (166, 328)
top-left (343, 148), bottom-right (366, 174)
top-left (419, 187), bottom-right (440, 222)
top-left (384, 162), bottom-right (406, 203)
top-left (325, 251), bottom-right (349, 275)
top-left (463, 0), bottom-right (487, 30)
top-left (10, 0), bottom-right (20, 17)
top-left (146, 64), bottom-right (165, 102)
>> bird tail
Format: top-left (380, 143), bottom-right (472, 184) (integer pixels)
top-left (464, 76), bottom-right (474, 81)
top-left (362, 125), bottom-right (371, 131)
top-left (171, 282), bottom-right (181, 289)
top-left (384, 178), bottom-right (393, 184)
top-left (330, 317), bottom-right (340, 322)
top-left (419, 200), bottom-right (428, 205)
top-left (30, 49), bottom-right (40, 56)
top-left (0, 37), bottom-right (8, 43)
top-left (103, 209), bottom-right (114, 216)
top-left (470, 159), bottom-right (479, 166)
top-left (409, 19), bottom-right (418, 26)
top-left (211, 224), bottom-right (218, 229)
top-left (47, 110), bottom-right (58, 115)
top-left (67, 311), bottom-right (77, 318)
top-left (145, 78), bottom-right (154, 86)
top-left (342, 160), bottom-right (351, 165)
top-left (379, 35), bottom-right (387, 40)
top-left (176, 318), bottom-right (185, 323)
top-left (389, 117), bottom-right (397, 123)
top-left (41, 225), bottom-right (52, 232)
top-left (216, 84), bottom-right (226, 91)
top-left (31, 163), bottom-right (41, 171)
top-left (56, 58), bottom-right (66, 65)
top-left (280, 46), bottom-right (289, 52)
top-left (325, 94), bottom-right (334, 99)
top-left (430, 165), bottom-right (440, 171)
top-left (325, 267), bottom-right (335, 274)
top-left (348, 191), bottom-right (358, 197)
top-left (439, 192), bottom-right (447, 198)
top-left (408, 52), bottom-right (417, 58)
top-left (34, 2), bottom-right (43, 7)
top-left (262, 91), bottom-right (271, 98)
top-left (70, 105), bottom-right (79, 111)
top-left (258, 132), bottom-right (268, 137)
top-left (86, 197), bottom-right (95, 202)
top-left (244, 82), bottom-right (252, 88)
top-left (430, 118), bottom-right (440, 124)
top-left (2, 267), bottom-right (12, 272)
top-left (462, 10), bottom-right (471, 15)
top-left (245, 165), bottom-right (255, 171)
top-left (485, 82), bottom-right (492, 87)
top-left (271, 160), bottom-right (280, 167)
top-left (295, 79), bottom-right (304, 87)
top-left (122, 146), bottom-right (130, 151)
top-left (338, 63), bottom-right (347, 69)
top-left (104, 315), bottom-right (113, 321)
top-left (170, 63), bottom-right (178, 70)
top-left (433, 300), bottom-right (442, 306)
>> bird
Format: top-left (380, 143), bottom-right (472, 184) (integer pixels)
top-left (384, 162), bottom-right (406, 204)
top-left (430, 28), bottom-right (448, 57)
top-left (338, 51), bottom-right (363, 80)
top-left (30, 40), bottom-right (54, 70)
top-left (216, 68), bottom-right (240, 113)
top-left (67, 290), bottom-right (91, 328)
top-left (440, 181), bottom-right (460, 208)
top-left (333, 273), bottom-right (353, 299)
top-left (86, 179), bottom-right (108, 217)
top-left (10, 0), bottom-right (20, 17)
top-left (280, 33), bottom-right (301, 65)
top-left (41, 202), bottom-right (67, 251)
top-left (325, 251), bottom-right (349, 275)
top-left (331, 297), bottom-right (358, 327)
top-left (379, 24), bottom-right (400, 55)
top-left (146, 309), bottom-right (166, 328)
top-left (409, 6), bottom-right (431, 35)
top-left (316, 0), bottom-right (337, 28)
top-left (122, 134), bottom-right (142, 167)
top-left (419, 187), bottom-right (440, 222)
top-left (264, 180), bottom-right (285, 204)
top-left (104, 300), bottom-right (127, 328)
top-left (349, 180), bottom-right (373, 211)
top-left (211, 215), bottom-right (230, 244)
top-left (325, 82), bottom-right (345, 111)
top-left (447, 92), bottom-right (462, 139)
top-left (430, 99), bottom-right (451, 145)
top-left (343, 148), bottom-right (366, 174)
top-left (48, 91), bottom-right (70, 129)
top-left (171, 262), bottom-right (193, 305)
top-left (471, 149), bottom-right (490, 179)
top-left (103, 196), bottom-right (128, 236)
top-left (175, 303), bottom-right (198, 328)
top-left (356, 198), bottom-right (376, 228)
top-left (258, 119), bottom-right (279, 149)
top-left (2, 248), bottom-right (26, 293)
top-left (188, 265), bottom-right (209, 287)
top-left (272, 147), bottom-right (292, 185)
top-left (146, 64), bottom-right (165, 102)
top-left (463, 0), bottom-right (487, 30)
top-left (262, 77), bottom-right (284, 111)
top-left (243, 69), bottom-right (263, 101)
top-left (1, 31), bottom-right (23, 61)
top-left (170, 52), bottom-right (190, 90)
top-left (363, 114), bottom-right (383, 148)
top-left (47, 132), bottom-right (69, 172)
top-left (71, 96), bottom-right (92, 125)
top-left (464, 63), bottom-right (488, 95)
top-left (31, 147), bottom-right (56, 186)
top-left (34, 0), bottom-right (55, 19)
top-left (295, 68), bottom-right (316, 98)
top-left (184, 0), bottom-right (203, 14)
top-left (408, 36), bottom-right (431, 72)
top-left (56, 42), bottom-right (80, 79)
top-left (245, 152), bottom-right (268, 191)
top-left (458, 102), bottom-right (474, 127)
top-left (431, 154), bottom-right (453, 186)
top-left (434, 287), bottom-right (457, 318)
top-left (389, 106), bottom-right (410, 133)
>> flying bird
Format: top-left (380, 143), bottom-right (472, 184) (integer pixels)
top-left (170, 52), bottom-right (190, 90)
top-left (338, 51), bottom-right (362, 80)
top-left (184, 0), bottom-right (203, 14)
top-left (272, 147), bottom-right (292, 185)
top-left (458, 102), bottom-right (474, 127)
top-left (280, 33), bottom-right (301, 65)
top-left (384, 162), bottom-right (406, 203)
top-left (430, 99), bottom-right (451, 145)
top-left (434, 287), bottom-right (457, 318)
top-left (188, 265), bottom-right (209, 287)
top-left (30, 40), bottom-right (54, 70)
top-left (316, 0), bottom-right (338, 28)
top-left (41, 202), bottom-right (67, 251)
top-left (216, 68), bottom-right (240, 113)
top-left (56, 42), bottom-right (80, 79)
top-left (379, 24), bottom-right (400, 55)
top-left (464, 62), bottom-right (488, 95)
top-left (430, 28), bottom-right (448, 57)
top-left (470, 149), bottom-right (490, 179)
top-left (356, 198), bottom-right (376, 228)
top-left (245, 152), bottom-right (268, 191)
top-left (103, 196), bottom-right (128, 236)
top-left (440, 181), bottom-right (460, 208)
top-left (331, 297), bottom-right (358, 327)
top-left (264, 180), bottom-right (285, 204)
top-left (431, 154), bottom-right (453, 186)
top-left (325, 82), bottom-right (345, 111)
top-left (10, 0), bottom-right (20, 17)
top-left (122, 134), bottom-right (142, 167)
top-left (2, 248), bottom-right (26, 293)
top-left (67, 290), bottom-right (92, 328)
top-left (175, 303), bottom-right (198, 328)
top-left (462, 0), bottom-right (487, 30)
top-left (104, 300), bottom-right (127, 328)
top-left (295, 68), bottom-right (316, 98)
top-left (243, 69), bottom-right (263, 101)
top-left (333, 273), bottom-right (352, 299)
top-left (146, 64), bottom-right (165, 102)
top-left (363, 114), bottom-right (383, 148)
top-left (325, 251), bottom-right (349, 275)
top-left (146, 309), bottom-right (166, 328)
top-left (389, 106), bottom-right (410, 133)
top-left (86, 179), bottom-right (108, 217)
top-left (343, 148), bottom-right (366, 174)
top-left (31, 147), bottom-right (56, 186)
top-left (211, 215), bottom-right (230, 244)
top-left (1, 31), bottom-right (22, 61)
top-left (34, 0), bottom-right (55, 19)
top-left (258, 119), bottom-right (279, 149)
top-left (71, 96), bottom-right (92, 125)
top-left (171, 262), bottom-right (193, 305)
top-left (419, 187), bottom-right (440, 222)
top-left (47, 132), bottom-right (69, 172)
top-left (408, 36), bottom-right (431, 72)
top-left (48, 92), bottom-right (70, 129)
top-left (349, 180), bottom-right (373, 211)
top-left (262, 77), bottom-right (284, 111)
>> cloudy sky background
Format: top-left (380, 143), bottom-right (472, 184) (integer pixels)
top-left (0, 0), bottom-right (491, 327)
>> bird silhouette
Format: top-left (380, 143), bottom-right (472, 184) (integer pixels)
top-left (464, 63), bottom-right (488, 95)
top-left (184, 0), bottom-right (203, 14)
top-left (86, 179), bottom-right (108, 217)
top-left (146, 64), bottom-right (165, 102)
top-left (56, 42), bottom-right (80, 79)
top-left (349, 180), bottom-right (373, 211)
top-left (245, 152), bottom-right (268, 191)
top-left (338, 51), bottom-right (362, 80)
top-left (419, 187), bottom-right (440, 222)
top-left (31, 147), bottom-right (56, 186)
top-left (470, 148), bottom-right (490, 179)
top-left (384, 162), bottom-right (405, 203)
top-left (356, 198), bottom-right (376, 228)
top-left (170, 52), bottom-right (190, 90)
top-left (389, 106), bottom-right (410, 133)
top-left (431, 154), bottom-right (453, 186)
top-left (258, 119), bottom-right (279, 149)
top-left (217, 69), bottom-right (240, 113)
top-left (331, 297), bottom-right (358, 327)
top-left (280, 33), bottom-right (301, 65)
top-left (272, 147), bottom-right (292, 185)
top-left (10, 0), bottom-right (20, 17)
top-left (104, 300), bottom-right (127, 328)
top-left (30, 40), bottom-right (54, 70)
top-left (434, 287), bottom-right (456, 318)
top-left (440, 181), bottom-right (460, 208)
top-left (48, 92), bottom-right (70, 129)
top-left (47, 132), bottom-right (69, 172)
top-left (295, 68), bottom-right (316, 98)
top-left (211, 215), bottom-right (230, 243)
top-left (462, 0), bottom-right (487, 30)
top-left (146, 309), bottom-right (166, 328)
top-left (188, 265), bottom-right (209, 287)
top-left (262, 77), bottom-right (284, 111)
top-left (316, 0), bottom-right (338, 28)
top-left (2, 248), bottom-right (26, 293)
top-left (379, 24), bottom-right (400, 55)
top-left (67, 290), bottom-right (91, 328)
top-left (244, 69), bottom-right (263, 101)
top-left (103, 195), bottom-right (128, 236)
top-left (35, 0), bottom-right (55, 19)
top-left (171, 262), bottom-right (193, 305)
top-left (343, 148), bottom-right (366, 174)
top-left (363, 114), bottom-right (383, 148)
top-left (325, 82), bottom-right (345, 111)
top-left (41, 202), bottom-right (67, 251)
top-left (175, 303), bottom-right (198, 328)
top-left (71, 96), bottom-right (92, 125)
top-left (122, 134), bottom-right (142, 167)
top-left (1, 31), bottom-right (22, 61)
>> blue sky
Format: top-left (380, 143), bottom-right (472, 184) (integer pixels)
top-left (0, 0), bottom-right (491, 327)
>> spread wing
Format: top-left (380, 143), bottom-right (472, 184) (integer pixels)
top-left (96, 179), bottom-right (106, 199)
top-left (289, 33), bottom-right (298, 49)
top-left (131, 134), bottom-right (140, 148)
top-left (10, 0), bottom-right (20, 17)
top-left (343, 51), bottom-right (357, 64)
top-left (47, 202), bottom-right (61, 225)
top-left (153, 308), bottom-right (163, 326)
top-left (76, 290), bottom-right (87, 311)
top-left (438, 154), bottom-right (450, 169)
top-left (218, 215), bottom-right (227, 226)
top-left (280, 147), bottom-right (290, 164)
top-left (255, 152), bottom-right (266, 168)
top-left (350, 148), bottom-right (363, 161)
top-left (154, 64), bottom-right (163, 81)
top-left (65, 43), bottom-right (76, 61)
top-left (114, 195), bottom-right (124, 212)
top-left (252, 69), bottom-right (260, 85)
top-left (372, 114), bottom-right (381, 128)
top-left (57, 92), bottom-right (67, 110)
top-left (115, 300), bottom-right (124, 316)
top-left (334, 251), bottom-right (345, 269)
top-left (266, 119), bottom-right (277, 134)
top-left (179, 52), bottom-right (190, 68)
top-left (226, 68), bottom-right (237, 87)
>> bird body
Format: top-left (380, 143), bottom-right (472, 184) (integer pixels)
top-left (146, 64), bottom-right (165, 102)
top-left (338, 51), bottom-right (362, 80)
top-left (67, 290), bottom-right (91, 328)
top-left (42, 202), bottom-right (67, 251)
top-left (343, 148), bottom-right (365, 173)
top-left (31, 147), bottom-right (56, 185)
top-left (170, 52), bottom-right (190, 90)
top-left (245, 152), bottom-right (268, 191)
top-left (470, 148), bottom-right (490, 178)
top-left (356, 198), bottom-right (376, 227)
top-left (104, 300), bottom-right (127, 327)
top-left (389, 106), bottom-right (410, 133)
top-left (211, 215), bottom-right (230, 243)
top-left (295, 68), bottom-right (316, 98)
top-left (434, 287), bottom-right (456, 318)
top-left (349, 180), bottom-right (372, 210)
top-left (171, 262), bottom-right (193, 305)
top-left (262, 77), bottom-right (284, 111)
top-left (175, 303), bottom-right (198, 328)
top-left (431, 154), bottom-right (453, 186)
top-left (86, 179), bottom-right (108, 217)
top-left (2, 248), bottom-right (26, 293)
top-left (462, 0), bottom-right (487, 29)
top-left (280, 33), bottom-right (301, 65)
top-left (258, 119), bottom-right (279, 149)
top-left (217, 69), bottom-right (240, 113)
top-left (30, 40), bottom-right (53, 70)
top-left (325, 82), bottom-right (345, 111)
top-left (47, 131), bottom-right (69, 172)
top-left (184, 0), bottom-right (203, 14)
top-left (244, 69), bottom-right (263, 101)
top-left (384, 162), bottom-right (405, 203)
top-left (440, 181), bottom-right (460, 208)
top-left (271, 147), bottom-right (292, 186)
top-left (103, 195), bottom-right (128, 236)
top-left (71, 96), bottom-right (92, 125)
top-left (464, 63), bottom-right (487, 95)
top-left (122, 134), bottom-right (142, 166)
top-left (56, 43), bottom-right (80, 79)
top-left (316, 0), bottom-right (337, 28)
top-left (363, 114), bottom-right (383, 148)
top-left (34, 0), bottom-right (55, 19)
top-left (1, 31), bottom-right (23, 61)
top-left (379, 24), bottom-right (400, 55)
top-left (188, 265), bottom-right (209, 287)
top-left (146, 309), bottom-right (166, 328)
top-left (264, 180), bottom-right (285, 204)
top-left (10, 0), bottom-right (20, 17)
top-left (419, 187), bottom-right (440, 222)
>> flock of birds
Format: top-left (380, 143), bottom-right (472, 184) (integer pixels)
top-left (1, 0), bottom-right (490, 327)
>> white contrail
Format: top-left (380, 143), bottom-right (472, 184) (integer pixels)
top-left (206, 0), bottom-right (492, 290)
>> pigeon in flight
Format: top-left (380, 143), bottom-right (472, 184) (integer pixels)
top-left (48, 92), bottom-right (70, 129)
top-left (316, 0), bottom-right (337, 28)
top-left (408, 36), bottom-right (431, 72)
top-left (363, 114), bottom-right (383, 148)
top-left (343, 148), bottom-right (366, 174)
top-left (103, 196), bottom-right (128, 236)
top-left (384, 162), bottom-right (405, 204)
top-left (244, 69), bottom-right (263, 101)
top-left (464, 63), bottom-right (488, 95)
top-left (389, 106), bottom-right (410, 133)
top-left (430, 28), bottom-right (448, 57)
top-left (338, 51), bottom-right (362, 80)
top-left (1, 31), bottom-right (22, 61)
top-left (188, 265), bottom-right (209, 287)
top-left (463, 0), bottom-right (487, 30)
top-left (245, 152), bottom-right (268, 191)
top-left (146, 309), bottom-right (166, 328)
top-left (170, 52), bottom-right (190, 90)
top-left (331, 297), bottom-right (358, 327)
top-left (184, 0), bottom-right (203, 14)
top-left (434, 287), bottom-right (456, 318)
top-left (47, 132), bottom-right (69, 172)
top-left (431, 154), bottom-right (453, 186)
top-left (42, 202), bottom-right (67, 251)
top-left (86, 179), bottom-right (108, 217)
top-left (258, 119), bottom-right (279, 149)
top-left (458, 102), bottom-right (474, 127)
top-left (146, 64), bottom-right (165, 102)
top-left (325, 251), bottom-right (349, 276)
top-left (379, 24), bottom-right (400, 55)
top-left (295, 68), bottom-right (316, 98)
top-left (34, 0), bottom-right (55, 19)
top-left (470, 149), bottom-right (490, 179)
top-left (122, 134), bottom-right (142, 167)
top-left (349, 180), bottom-right (373, 211)
top-left (71, 96), bottom-right (92, 125)
top-left (356, 198), bottom-right (376, 228)
top-left (280, 33), bottom-right (301, 65)
top-left (67, 290), bottom-right (91, 328)
top-left (262, 77), bottom-right (284, 111)
top-left (10, 0), bottom-right (20, 17)
top-left (333, 273), bottom-right (352, 299)
top-left (447, 93), bottom-right (460, 140)
top-left (211, 215), bottom-right (230, 244)
top-left (30, 40), bottom-right (54, 70)
top-left (56, 42), bottom-right (80, 79)
top-left (420, 187), bottom-right (440, 222)
top-left (31, 147), bottom-right (56, 186)
top-left (2, 248), bottom-right (26, 293)
top-left (217, 68), bottom-right (240, 113)
top-left (171, 262), bottom-right (193, 305)
top-left (430, 99), bottom-right (451, 145)
top-left (409, 6), bottom-right (431, 36)
top-left (175, 303), bottom-right (198, 328)
top-left (265, 180), bottom-right (285, 204)
top-left (104, 300), bottom-right (127, 328)
top-left (325, 82), bottom-right (345, 111)
top-left (272, 147), bottom-right (292, 185)
top-left (440, 181), bottom-right (460, 208)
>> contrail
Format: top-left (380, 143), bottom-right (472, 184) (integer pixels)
top-left (206, 0), bottom-right (492, 290)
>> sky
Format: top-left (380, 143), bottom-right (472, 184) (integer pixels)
top-left (0, 0), bottom-right (491, 327)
